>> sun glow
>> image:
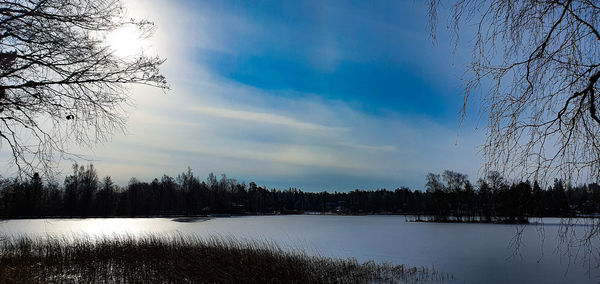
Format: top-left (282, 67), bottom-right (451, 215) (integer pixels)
top-left (106, 25), bottom-right (146, 57)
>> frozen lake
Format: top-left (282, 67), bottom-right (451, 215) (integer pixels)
top-left (1, 215), bottom-right (598, 283)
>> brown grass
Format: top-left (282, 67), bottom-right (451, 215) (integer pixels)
top-left (0, 235), bottom-right (452, 283)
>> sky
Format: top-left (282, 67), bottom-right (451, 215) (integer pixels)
top-left (9, 0), bottom-right (487, 191)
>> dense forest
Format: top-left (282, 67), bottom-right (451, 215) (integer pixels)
top-left (1, 164), bottom-right (599, 223)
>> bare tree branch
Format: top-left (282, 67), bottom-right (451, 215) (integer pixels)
top-left (0, 0), bottom-right (168, 178)
top-left (430, 0), bottom-right (600, 183)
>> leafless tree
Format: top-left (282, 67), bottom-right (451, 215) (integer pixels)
top-left (430, 0), bottom-right (600, 267)
top-left (430, 0), bottom-right (600, 184)
top-left (0, 0), bottom-right (167, 177)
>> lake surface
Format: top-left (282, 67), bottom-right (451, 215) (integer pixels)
top-left (1, 215), bottom-right (598, 283)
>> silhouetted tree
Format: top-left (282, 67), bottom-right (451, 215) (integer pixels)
top-left (96, 176), bottom-right (117, 216)
top-left (0, 0), bottom-right (167, 177)
top-left (429, 0), bottom-right (600, 182)
top-left (63, 164), bottom-right (97, 216)
top-left (1, 165), bottom-right (599, 221)
top-left (28, 173), bottom-right (43, 216)
top-left (442, 170), bottom-right (468, 220)
top-left (426, 173), bottom-right (448, 221)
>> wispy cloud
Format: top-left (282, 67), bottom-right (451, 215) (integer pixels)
top-left (37, 0), bottom-right (485, 191)
top-left (188, 105), bottom-right (344, 132)
top-left (335, 142), bottom-right (396, 152)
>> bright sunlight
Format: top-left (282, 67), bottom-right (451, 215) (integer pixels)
top-left (106, 25), bottom-right (146, 57)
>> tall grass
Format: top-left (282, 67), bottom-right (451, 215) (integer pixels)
top-left (0, 234), bottom-right (451, 283)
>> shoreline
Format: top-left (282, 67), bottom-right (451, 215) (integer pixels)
top-left (1, 213), bottom-right (598, 226)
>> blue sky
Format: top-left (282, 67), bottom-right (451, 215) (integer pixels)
top-left (192, 0), bottom-right (463, 118)
top-left (10, 0), bottom-right (485, 191)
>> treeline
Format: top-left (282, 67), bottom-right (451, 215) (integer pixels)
top-left (1, 164), bottom-right (599, 222)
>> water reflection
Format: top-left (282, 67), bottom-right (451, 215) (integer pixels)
top-left (0, 215), bottom-right (598, 284)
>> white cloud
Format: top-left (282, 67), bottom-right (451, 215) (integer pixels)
top-left (1, 0), bottom-right (484, 191)
top-left (188, 105), bottom-right (344, 132)
top-left (76, 69), bottom-right (483, 189)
